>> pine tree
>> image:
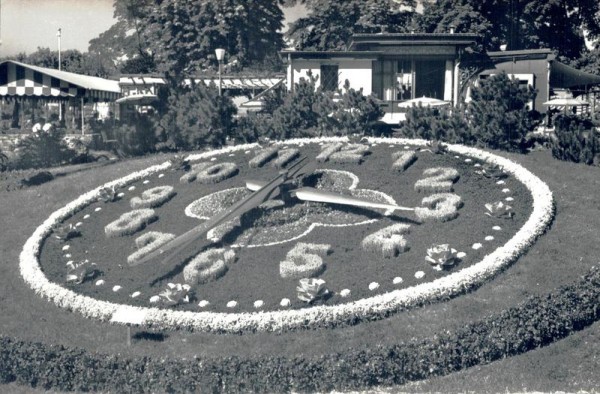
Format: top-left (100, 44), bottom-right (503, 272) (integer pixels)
top-left (467, 73), bottom-right (536, 151)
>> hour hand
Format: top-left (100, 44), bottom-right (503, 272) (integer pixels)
top-left (291, 187), bottom-right (414, 212)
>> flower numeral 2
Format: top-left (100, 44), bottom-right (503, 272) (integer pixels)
top-left (414, 167), bottom-right (459, 193)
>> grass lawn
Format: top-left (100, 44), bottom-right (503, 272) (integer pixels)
top-left (1, 145), bottom-right (599, 392)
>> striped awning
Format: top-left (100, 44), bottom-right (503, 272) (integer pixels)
top-left (187, 77), bottom-right (284, 90)
top-left (0, 60), bottom-right (121, 101)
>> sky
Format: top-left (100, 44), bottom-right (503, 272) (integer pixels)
top-left (0, 0), bottom-right (115, 56)
top-left (0, 0), bottom-right (307, 57)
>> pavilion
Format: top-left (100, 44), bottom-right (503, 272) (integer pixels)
top-left (0, 60), bottom-right (121, 133)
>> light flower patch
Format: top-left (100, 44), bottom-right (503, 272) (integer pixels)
top-left (296, 278), bottom-right (329, 303)
top-left (361, 223), bottom-right (410, 258)
top-left (127, 231), bottom-right (176, 266)
top-left (485, 201), bottom-right (514, 219)
top-left (414, 167), bottom-right (460, 193)
top-left (179, 162), bottom-right (211, 183)
top-left (425, 244), bottom-right (460, 270)
top-left (183, 248), bottom-right (235, 285)
top-left (249, 146), bottom-right (279, 168)
top-left (415, 193), bottom-right (463, 222)
top-left (391, 150), bottom-right (417, 171)
top-left (159, 283), bottom-right (193, 306)
top-left (280, 243), bottom-right (331, 279)
top-left (194, 162), bottom-right (239, 184)
top-left (104, 209), bottom-right (157, 238)
top-left (130, 185), bottom-right (176, 209)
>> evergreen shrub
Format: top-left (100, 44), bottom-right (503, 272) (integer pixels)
top-left (13, 130), bottom-right (78, 169)
top-left (468, 72), bottom-right (538, 151)
top-left (551, 114), bottom-right (599, 165)
top-left (239, 76), bottom-right (384, 141)
top-left (154, 81), bottom-right (237, 151)
top-left (112, 115), bottom-right (158, 157)
top-left (395, 72), bottom-right (538, 152)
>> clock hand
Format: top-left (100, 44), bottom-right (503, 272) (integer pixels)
top-left (291, 187), bottom-right (414, 212)
top-left (136, 156), bottom-right (313, 267)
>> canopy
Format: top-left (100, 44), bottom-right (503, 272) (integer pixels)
top-left (398, 96), bottom-right (451, 108)
top-left (115, 93), bottom-right (158, 105)
top-left (190, 77), bottom-right (284, 90)
top-left (543, 97), bottom-right (589, 106)
top-left (550, 61), bottom-right (600, 89)
top-left (0, 60), bottom-right (120, 101)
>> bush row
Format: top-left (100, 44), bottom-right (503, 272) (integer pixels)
top-left (2, 266), bottom-right (599, 393)
top-left (395, 73), bottom-right (540, 153)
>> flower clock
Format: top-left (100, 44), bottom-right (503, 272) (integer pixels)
top-left (20, 137), bottom-right (554, 333)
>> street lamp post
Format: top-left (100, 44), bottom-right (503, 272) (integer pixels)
top-left (215, 48), bottom-right (225, 96)
top-left (57, 28), bottom-right (62, 121)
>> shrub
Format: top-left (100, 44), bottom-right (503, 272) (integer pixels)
top-left (0, 149), bottom-right (8, 171)
top-left (13, 130), bottom-right (78, 169)
top-left (251, 75), bottom-right (384, 140)
top-left (467, 72), bottom-right (538, 152)
top-left (269, 75), bottom-right (324, 139)
top-left (112, 115), bottom-right (158, 157)
top-left (328, 80), bottom-right (384, 136)
top-left (154, 80), bottom-right (237, 151)
top-left (551, 114), bottom-right (599, 165)
top-left (395, 74), bottom-right (537, 153)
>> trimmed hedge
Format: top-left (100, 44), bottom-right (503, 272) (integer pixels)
top-left (2, 266), bottom-right (599, 392)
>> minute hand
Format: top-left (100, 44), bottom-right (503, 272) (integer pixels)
top-left (291, 187), bottom-right (414, 212)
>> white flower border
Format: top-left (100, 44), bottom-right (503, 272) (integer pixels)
top-left (19, 137), bottom-right (554, 333)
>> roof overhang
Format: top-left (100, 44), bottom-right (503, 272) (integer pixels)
top-left (487, 49), bottom-right (555, 62)
top-left (349, 33), bottom-right (479, 49)
top-left (550, 61), bottom-right (600, 89)
top-left (0, 60), bottom-right (120, 100)
top-left (115, 93), bottom-right (158, 105)
top-left (282, 51), bottom-right (383, 60)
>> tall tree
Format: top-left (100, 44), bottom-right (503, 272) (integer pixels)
top-left (6, 47), bottom-right (111, 77)
top-left (140, 0), bottom-right (285, 76)
top-left (88, 0), bottom-right (154, 74)
top-left (416, 0), bottom-right (600, 60)
top-left (287, 0), bottom-right (417, 50)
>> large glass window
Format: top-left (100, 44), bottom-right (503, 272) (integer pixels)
top-left (320, 65), bottom-right (339, 91)
top-left (396, 60), bottom-right (413, 100)
top-left (414, 60), bottom-right (446, 99)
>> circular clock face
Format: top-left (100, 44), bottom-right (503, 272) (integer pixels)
top-left (22, 137), bottom-right (553, 333)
